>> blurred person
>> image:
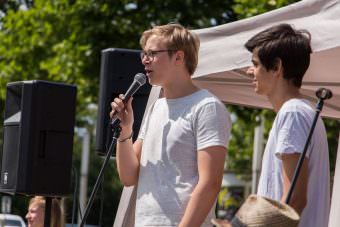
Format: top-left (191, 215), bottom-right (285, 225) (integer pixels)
top-left (26, 196), bottom-right (65, 227)
top-left (244, 23), bottom-right (330, 227)
top-left (111, 23), bottom-right (232, 227)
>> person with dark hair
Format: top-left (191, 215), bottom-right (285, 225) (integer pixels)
top-left (111, 23), bottom-right (231, 227)
top-left (244, 23), bottom-right (330, 227)
top-left (26, 196), bottom-right (65, 227)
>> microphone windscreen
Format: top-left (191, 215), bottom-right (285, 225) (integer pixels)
top-left (134, 73), bottom-right (146, 86)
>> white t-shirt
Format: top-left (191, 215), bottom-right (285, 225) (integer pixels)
top-left (135, 89), bottom-right (232, 227)
top-left (257, 98), bottom-right (330, 227)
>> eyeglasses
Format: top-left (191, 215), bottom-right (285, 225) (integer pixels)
top-left (140, 49), bottom-right (176, 61)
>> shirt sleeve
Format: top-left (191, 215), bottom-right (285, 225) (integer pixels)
top-left (275, 111), bottom-right (312, 159)
top-left (194, 100), bottom-right (232, 151)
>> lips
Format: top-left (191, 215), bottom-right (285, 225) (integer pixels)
top-left (145, 69), bottom-right (153, 76)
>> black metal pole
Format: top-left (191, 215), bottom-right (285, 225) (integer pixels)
top-left (285, 88), bottom-right (332, 204)
top-left (79, 122), bottom-right (121, 227)
top-left (44, 197), bottom-right (52, 227)
top-left (284, 102), bottom-right (321, 204)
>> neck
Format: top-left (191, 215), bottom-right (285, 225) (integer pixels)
top-left (268, 82), bottom-right (302, 112)
top-left (162, 72), bottom-right (199, 99)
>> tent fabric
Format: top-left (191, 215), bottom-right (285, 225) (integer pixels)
top-left (193, 0), bottom-right (340, 120)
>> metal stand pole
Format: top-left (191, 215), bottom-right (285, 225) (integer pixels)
top-left (79, 123), bottom-right (121, 227)
top-left (285, 88), bottom-right (332, 204)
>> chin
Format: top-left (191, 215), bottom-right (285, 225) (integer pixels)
top-left (148, 79), bottom-right (157, 86)
top-left (255, 88), bottom-right (265, 95)
top-left (149, 79), bottom-right (161, 87)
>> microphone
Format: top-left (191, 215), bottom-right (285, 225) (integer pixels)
top-left (316, 88), bottom-right (332, 100)
top-left (110, 73), bottom-right (147, 127)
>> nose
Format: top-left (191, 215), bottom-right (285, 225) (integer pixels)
top-left (246, 66), bottom-right (254, 77)
top-left (25, 212), bottom-right (30, 219)
top-left (141, 56), bottom-right (151, 65)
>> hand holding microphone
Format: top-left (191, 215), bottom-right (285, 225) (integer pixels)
top-left (110, 73), bottom-right (147, 133)
top-left (110, 94), bottom-right (134, 130)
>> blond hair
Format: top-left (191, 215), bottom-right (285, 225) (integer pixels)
top-left (140, 23), bottom-right (200, 75)
top-left (29, 196), bottom-right (65, 227)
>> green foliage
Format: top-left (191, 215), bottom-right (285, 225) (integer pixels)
top-left (217, 187), bottom-right (242, 208)
top-left (233, 0), bottom-right (301, 19)
top-left (226, 105), bottom-right (276, 174)
top-left (227, 106), bottom-right (258, 173)
top-left (324, 118), bottom-right (340, 179)
top-left (0, 0), bottom-right (21, 14)
top-left (0, 0), bottom-right (237, 125)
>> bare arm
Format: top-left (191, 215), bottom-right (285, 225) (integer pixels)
top-left (111, 95), bottom-right (142, 186)
top-left (116, 138), bottom-right (142, 186)
top-left (178, 146), bottom-right (227, 227)
top-left (280, 153), bottom-right (308, 214)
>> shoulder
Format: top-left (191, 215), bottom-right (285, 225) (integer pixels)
top-left (280, 99), bottom-right (313, 113)
top-left (278, 99), bottom-right (313, 119)
top-left (194, 89), bottom-right (228, 111)
top-left (193, 90), bottom-right (231, 125)
top-left (275, 99), bottom-right (314, 129)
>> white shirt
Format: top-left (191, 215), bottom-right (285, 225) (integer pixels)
top-left (136, 89), bottom-right (232, 227)
top-left (258, 99), bottom-right (330, 227)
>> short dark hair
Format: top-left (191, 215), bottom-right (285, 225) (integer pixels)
top-left (245, 24), bottom-right (312, 88)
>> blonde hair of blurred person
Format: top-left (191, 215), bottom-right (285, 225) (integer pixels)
top-left (26, 196), bottom-right (65, 227)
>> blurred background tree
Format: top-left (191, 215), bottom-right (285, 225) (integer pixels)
top-left (0, 0), bottom-right (339, 226)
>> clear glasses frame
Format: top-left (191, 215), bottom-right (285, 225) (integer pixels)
top-left (140, 49), bottom-right (176, 61)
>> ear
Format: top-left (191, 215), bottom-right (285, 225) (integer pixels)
top-left (174, 50), bottom-right (185, 64)
top-left (273, 58), bottom-right (283, 77)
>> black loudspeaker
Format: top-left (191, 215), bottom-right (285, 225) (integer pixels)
top-left (0, 80), bottom-right (77, 196)
top-left (96, 48), bottom-right (151, 156)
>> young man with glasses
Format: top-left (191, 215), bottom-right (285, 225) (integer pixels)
top-left (110, 23), bottom-right (231, 227)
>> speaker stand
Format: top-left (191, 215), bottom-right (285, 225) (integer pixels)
top-left (79, 124), bottom-right (121, 227)
top-left (44, 197), bottom-right (52, 227)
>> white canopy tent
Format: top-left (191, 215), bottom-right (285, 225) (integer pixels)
top-left (193, 0), bottom-right (340, 119)
top-left (113, 0), bottom-right (340, 226)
